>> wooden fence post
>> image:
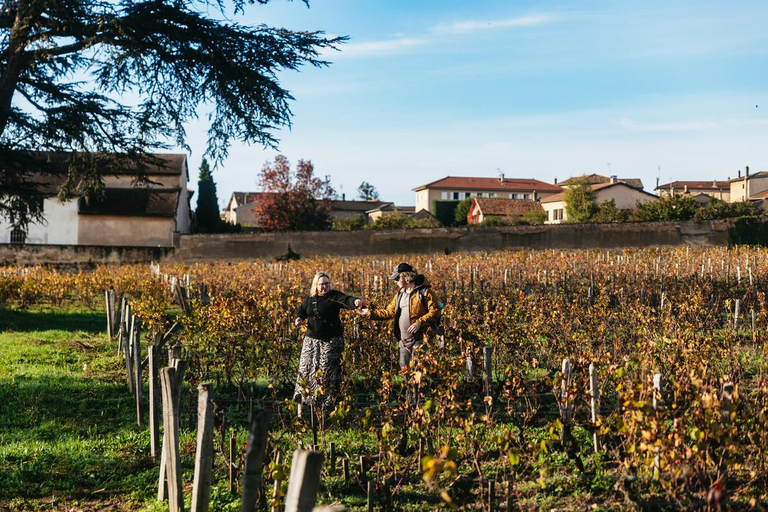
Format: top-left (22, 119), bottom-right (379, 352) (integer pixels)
top-left (191, 383), bottom-right (215, 512)
top-left (284, 450), bottom-right (324, 512)
top-left (734, 300), bottom-right (741, 332)
top-left (124, 313), bottom-right (135, 393)
top-left (653, 373), bottom-right (663, 477)
top-left (149, 345), bottom-right (160, 459)
top-left (483, 346), bottom-right (493, 416)
top-left (559, 359), bottom-right (572, 443)
top-left (160, 364), bottom-right (186, 512)
top-left (329, 442), bottom-right (336, 476)
top-left (133, 316), bottom-right (143, 427)
top-left (229, 430), bottom-right (237, 493)
top-left (240, 410), bottom-right (270, 512)
top-left (589, 363), bottom-right (600, 453)
top-left (271, 451), bottom-right (283, 512)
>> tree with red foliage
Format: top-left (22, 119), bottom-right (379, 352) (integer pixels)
top-left (254, 155), bottom-right (336, 231)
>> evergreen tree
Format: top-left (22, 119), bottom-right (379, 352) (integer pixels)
top-left (195, 158), bottom-right (221, 232)
top-left (564, 178), bottom-right (598, 223)
top-left (357, 181), bottom-right (379, 200)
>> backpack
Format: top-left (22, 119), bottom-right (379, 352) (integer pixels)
top-left (418, 288), bottom-right (445, 337)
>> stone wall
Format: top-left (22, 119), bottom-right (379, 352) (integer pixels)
top-left (170, 220), bottom-right (734, 262)
top-left (0, 244), bottom-right (172, 267)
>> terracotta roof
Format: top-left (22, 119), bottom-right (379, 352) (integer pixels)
top-left (541, 181), bottom-right (658, 204)
top-left (366, 203), bottom-right (415, 214)
top-left (413, 176), bottom-right (562, 192)
top-left (561, 174), bottom-right (643, 189)
top-left (656, 180), bottom-right (728, 190)
top-left (749, 190), bottom-right (768, 200)
top-left (472, 198), bottom-right (542, 216)
top-left (14, 151), bottom-right (187, 176)
top-left (330, 200), bottom-right (389, 212)
top-left (78, 188), bottom-right (179, 217)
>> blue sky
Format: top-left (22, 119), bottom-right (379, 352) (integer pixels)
top-left (181, 0), bottom-right (768, 207)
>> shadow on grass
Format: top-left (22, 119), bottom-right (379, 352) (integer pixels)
top-left (0, 308), bottom-right (104, 334)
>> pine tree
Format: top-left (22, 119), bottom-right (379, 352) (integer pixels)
top-left (195, 158), bottom-right (221, 232)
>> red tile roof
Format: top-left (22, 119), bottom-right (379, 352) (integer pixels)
top-left (472, 198), bottom-right (543, 216)
top-left (656, 180), bottom-right (728, 190)
top-left (561, 173), bottom-right (643, 189)
top-left (541, 181), bottom-right (657, 204)
top-left (413, 176), bottom-right (562, 192)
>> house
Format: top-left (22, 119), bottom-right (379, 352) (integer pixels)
top-left (223, 191), bottom-right (265, 226)
top-left (540, 181), bottom-right (657, 224)
top-left (329, 199), bottom-right (389, 222)
top-left (366, 203), bottom-right (416, 223)
top-left (412, 175), bottom-right (562, 213)
top-left (0, 152), bottom-right (191, 247)
top-left (728, 166), bottom-right (768, 202)
top-left (655, 180), bottom-right (729, 201)
top-left (467, 197), bottom-right (544, 224)
top-left (560, 173), bottom-right (644, 190)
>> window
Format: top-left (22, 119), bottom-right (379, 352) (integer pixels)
top-left (453, 192), bottom-right (460, 200)
top-left (10, 228), bottom-right (25, 245)
top-left (523, 194), bottom-right (532, 200)
top-left (441, 192), bottom-right (448, 200)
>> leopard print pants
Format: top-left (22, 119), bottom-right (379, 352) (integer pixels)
top-left (292, 335), bottom-right (344, 407)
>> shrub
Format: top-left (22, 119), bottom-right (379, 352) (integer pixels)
top-left (632, 194), bottom-right (699, 221)
top-left (693, 198), bottom-right (758, 220)
top-left (521, 208), bottom-right (547, 225)
top-left (592, 199), bottom-right (629, 223)
top-left (454, 198), bottom-right (473, 226)
top-left (331, 216), bottom-right (366, 231)
top-left (433, 200), bottom-right (460, 226)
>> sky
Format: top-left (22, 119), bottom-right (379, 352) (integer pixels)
top-left (179, 0), bottom-right (768, 208)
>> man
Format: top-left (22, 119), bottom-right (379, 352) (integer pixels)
top-left (362, 262), bottom-right (442, 369)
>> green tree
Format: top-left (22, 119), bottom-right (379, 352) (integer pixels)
top-left (0, 0), bottom-right (345, 226)
top-left (357, 181), bottom-right (379, 201)
top-left (454, 197), bottom-right (474, 226)
top-left (194, 158), bottom-right (221, 233)
top-left (564, 178), bottom-right (597, 223)
top-left (521, 208), bottom-right (547, 225)
top-left (633, 194), bottom-right (700, 221)
top-left (693, 198), bottom-right (758, 220)
top-left (592, 199), bottom-right (629, 223)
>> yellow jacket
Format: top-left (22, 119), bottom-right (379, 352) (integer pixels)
top-left (369, 278), bottom-right (441, 340)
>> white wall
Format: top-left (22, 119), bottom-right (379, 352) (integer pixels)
top-left (0, 198), bottom-right (79, 244)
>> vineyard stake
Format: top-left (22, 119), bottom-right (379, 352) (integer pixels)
top-left (366, 480), bottom-right (374, 512)
top-left (734, 300), bottom-right (740, 332)
top-left (271, 451), bottom-right (283, 512)
top-left (653, 373), bottom-right (662, 478)
top-left (329, 442), bottom-right (336, 476)
top-left (240, 410), bottom-right (270, 512)
top-left (589, 363), bottom-right (600, 453)
top-left (487, 480), bottom-right (495, 511)
top-left (284, 450), bottom-right (324, 512)
top-left (149, 345), bottom-right (160, 459)
top-left (133, 317), bottom-right (143, 427)
top-left (229, 430), bottom-right (236, 493)
top-left (721, 382), bottom-right (734, 427)
top-left (191, 383), bottom-right (215, 512)
top-left (342, 458), bottom-right (350, 486)
top-left (559, 359), bottom-right (572, 443)
top-left (359, 455), bottom-right (367, 483)
top-left (483, 346), bottom-right (493, 415)
top-left (124, 313), bottom-right (135, 394)
top-left (160, 366), bottom-right (185, 512)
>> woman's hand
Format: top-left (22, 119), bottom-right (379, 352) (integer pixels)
top-left (294, 317), bottom-right (306, 327)
top-left (407, 322), bottom-right (421, 334)
top-left (357, 308), bottom-right (369, 316)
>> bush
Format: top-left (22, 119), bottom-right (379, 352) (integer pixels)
top-left (479, 216), bottom-right (507, 226)
top-left (331, 216), bottom-right (366, 231)
top-left (592, 199), bottom-right (629, 223)
top-left (632, 194), bottom-right (699, 221)
top-left (521, 208), bottom-right (547, 225)
top-left (454, 198), bottom-right (473, 226)
top-left (693, 198), bottom-right (758, 220)
top-left (433, 200), bottom-right (460, 226)
top-left (729, 216), bottom-right (768, 245)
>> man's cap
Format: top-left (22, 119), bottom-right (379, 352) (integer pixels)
top-left (389, 262), bottom-right (415, 280)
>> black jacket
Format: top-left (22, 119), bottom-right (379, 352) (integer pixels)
top-left (296, 290), bottom-right (359, 341)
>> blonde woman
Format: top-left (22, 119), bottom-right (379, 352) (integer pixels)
top-left (293, 271), bottom-right (362, 408)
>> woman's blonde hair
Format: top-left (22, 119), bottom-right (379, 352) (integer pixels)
top-left (400, 271), bottom-right (417, 283)
top-left (310, 271), bottom-right (331, 297)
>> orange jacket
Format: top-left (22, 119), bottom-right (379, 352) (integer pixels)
top-left (369, 277), bottom-right (441, 340)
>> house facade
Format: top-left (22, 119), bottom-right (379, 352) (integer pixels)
top-left (467, 197), bottom-right (544, 224)
top-left (223, 192), bottom-right (264, 226)
top-left (541, 182), bottom-right (657, 224)
top-left (728, 167), bottom-right (768, 202)
top-left (655, 180), bottom-right (729, 201)
top-left (0, 152), bottom-right (191, 247)
top-left (412, 175), bottom-right (562, 213)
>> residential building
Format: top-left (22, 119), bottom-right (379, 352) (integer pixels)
top-left (728, 167), bottom-right (768, 202)
top-left (329, 199), bottom-right (389, 222)
top-left (541, 181), bottom-right (657, 224)
top-left (560, 173), bottom-right (644, 190)
top-left (0, 152), bottom-right (191, 247)
top-left (366, 203), bottom-right (415, 223)
top-left (467, 197), bottom-right (544, 224)
top-left (412, 175), bottom-right (562, 213)
top-left (223, 191), bottom-right (264, 226)
top-left (655, 180), bottom-right (729, 201)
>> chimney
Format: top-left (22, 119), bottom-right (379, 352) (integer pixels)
top-left (746, 165), bottom-right (750, 178)
top-left (499, 173), bottom-right (505, 183)
top-left (554, 177), bottom-right (558, 184)
top-left (684, 185), bottom-right (688, 194)
top-left (738, 169), bottom-right (741, 178)
top-left (656, 177), bottom-right (659, 189)
top-left (610, 175), bottom-right (617, 184)
top-left (342, 193), bottom-right (345, 201)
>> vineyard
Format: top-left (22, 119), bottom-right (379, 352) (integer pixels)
top-left (2, 246), bottom-right (768, 510)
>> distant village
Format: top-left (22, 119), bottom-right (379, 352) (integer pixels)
top-left (0, 151), bottom-right (763, 248)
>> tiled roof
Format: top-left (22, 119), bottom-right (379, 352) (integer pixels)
top-left (656, 180), bottom-right (728, 190)
top-left (231, 192), bottom-right (262, 205)
top-left (561, 174), bottom-right (643, 189)
top-left (330, 200), bottom-right (389, 212)
top-left (78, 188), bottom-right (179, 217)
top-left (473, 198), bottom-right (542, 216)
top-left (13, 151), bottom-right (187, 176)
top-left (729, 171), bottom-right (768, 183)
top-left (413, 176), bottom-right (562, 192)
top-left (541, 181), bottom-right (657, 204)
top-left (749, 190), bottom-right (768, 200)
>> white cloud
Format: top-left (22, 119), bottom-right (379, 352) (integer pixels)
top-left (432, 14), bottom-right (559, 35)
top-left (332, 37), bottom-right (427, 58)
top-left (618, 118), bottom-right (719, 132)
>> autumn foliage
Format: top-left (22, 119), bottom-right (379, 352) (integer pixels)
top-left (254, 155), bottom-right (335, 231)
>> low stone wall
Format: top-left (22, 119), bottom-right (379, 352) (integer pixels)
top-left (171, 220), bottom-right (734, 262)
top-left (0, 244), bottom-right (172, 267)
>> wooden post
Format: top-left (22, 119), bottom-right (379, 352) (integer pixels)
top-left (466, 354), bottom-right (474, 381)
top-left (105, 289), bottom-right (115, 340)
top-left (366, 480), bottom-right (374, 512)
top-left (342, 458), bottom-right (350, 486)
top-left (310, 404), bottom-right (318, 451)
top-left (653, 373), bottom-right (662, 477)
top-left (284, 450), bottom-right (324, 512)
top-left (240, 410), bottom-right (270, 512)
top-left (589, 363), bottom-right (600, 453)
top-left (483, 346), bottom-right (493, 416)
top-left (160, 366), bottom-right (185, 512)
top-left (149, 345), bottom-right (160, 459)
top-left (191, 383), bottom-right (215, 512)
top-left (133, 316), bottom-right (143, 426)
top-left (488, 480), bottom-right (496, 511)
top-left (734, 299), bottom-right (740, 331)
top-left (329, 442), bottom-right (336, 476)
top-left (359, 455), bottom-right (367, 483)
top-left (271, 451), bottom-right (283, 512)
top-left (229, 430), bottom-right (237, 494)
top-left (721, 382), bottom-right (734, 427)
top-left (123, 313), bottom-right (134, 393)
top-left (559, 359), bottom-right (572, 443)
